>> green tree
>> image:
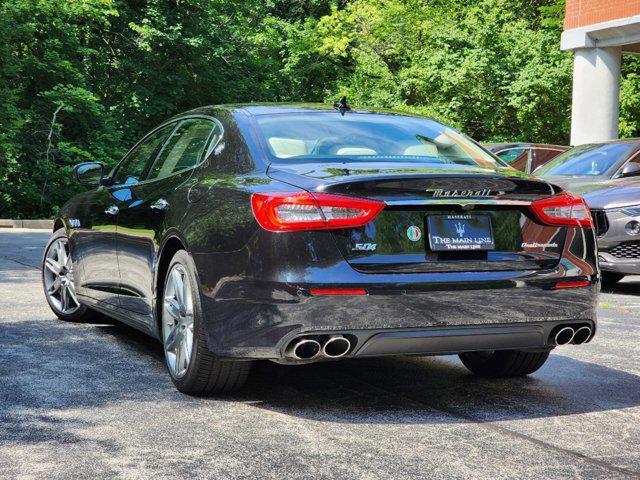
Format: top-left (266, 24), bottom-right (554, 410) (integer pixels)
top-left (1, 0), bottom-right (639, 219)
top-left (283, 0), bottom-right (574, 142)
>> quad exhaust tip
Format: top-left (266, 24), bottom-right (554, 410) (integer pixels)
top-left (286, 335), bottom-right (352, 360)
top-left (291, 339), bottom-right (321, 360)
top-left (554, 327), bottom-right (575, 346)
top-left (323, 336), bottom-right (351, 358)
top-left (572, 326), bottom-right (592, 345)
top-left (553, 325), bottom-right (593, 346)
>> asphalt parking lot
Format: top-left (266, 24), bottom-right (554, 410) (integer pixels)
top-left (0, 229), bottom-right (638, 479)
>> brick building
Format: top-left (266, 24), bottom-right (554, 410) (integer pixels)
top-left (562, 1), bottom-right (640, 145)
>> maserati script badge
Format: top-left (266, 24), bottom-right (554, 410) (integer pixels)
top-left (426, 189), bottom-right (504, 198)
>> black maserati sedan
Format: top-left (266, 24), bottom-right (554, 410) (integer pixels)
top-left (42, 104), bottom-right (599, 395)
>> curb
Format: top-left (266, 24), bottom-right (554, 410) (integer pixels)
top-left (0, 219), bottom-right (54, 229)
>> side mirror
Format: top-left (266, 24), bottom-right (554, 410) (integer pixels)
top-left (73, 162), bottom-right (104, 186)
top-left (619, 162), bottom-right (640, 178)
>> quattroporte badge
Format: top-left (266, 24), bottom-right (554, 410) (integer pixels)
top-left (407, 225), bottom-right (422, 242)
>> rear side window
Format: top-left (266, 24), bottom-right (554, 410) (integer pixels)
top-left (146, 119), bottom-right (216, 181)
top-left (531, 148), bottom-right (562, 171)
top-left (112, 124), bottom-right (175, 186)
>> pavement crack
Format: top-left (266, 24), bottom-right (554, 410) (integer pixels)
top-left (2, 257), bottom-right (39, 270)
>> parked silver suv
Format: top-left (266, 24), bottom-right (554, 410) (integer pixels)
top-left (536, 140), bottom-right (640, 285)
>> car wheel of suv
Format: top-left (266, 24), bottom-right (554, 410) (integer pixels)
top-left (459, 350), bottom-right (549, 377)
top-left (601, 272), bottom-right (625, 288)
top-left (42, 228), bottom-right (96, 322)
top-left (161, 250), bottom-right (251, 395)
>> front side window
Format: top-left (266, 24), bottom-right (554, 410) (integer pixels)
top-left (254, 113), bottom-right (503, 169)
top-left (624, 152), bottom-right (640, 166)
top-left (145, 119), bottom-right (216, 181)
top-left (496, 148), bottom-right (526, 164)
top-left (112, 124), bottom-right (175, 186)
top-left (536, 143), bottom-right (636, 177)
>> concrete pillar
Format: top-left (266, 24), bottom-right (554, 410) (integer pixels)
top-left (570, 46), bottom-right (622, 145)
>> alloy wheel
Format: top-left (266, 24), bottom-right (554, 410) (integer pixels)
top-left (43, 237), bottom-right (81, 315)
top-left (162, 264), bottom-right (195, 379)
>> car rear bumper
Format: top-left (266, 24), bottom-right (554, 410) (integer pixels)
top-left (197, 273), bottom-right (598, 360)
top-left (193, 222), bottom-right (599, 360)
top-left (276, 321), bottom-right (596, 363)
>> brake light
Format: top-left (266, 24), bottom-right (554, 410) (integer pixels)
top-left (529, 193), bottom-right (592, 228)
top-left (251, 192), bottom-right (385, 232)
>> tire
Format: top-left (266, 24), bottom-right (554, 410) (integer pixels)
top-left (601, 272), bottom-right (625, 288)
top-left (42, 228), bottom-right (96, 322)
top-left (459, 349), bottom-right (549, 378)
top-left (161, 250), bottom-right (251, 395)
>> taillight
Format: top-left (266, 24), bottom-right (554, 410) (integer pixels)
top-left (251, 192), bottom-right (385, 232)
top-left (529, 193), bottom-right (593, 228)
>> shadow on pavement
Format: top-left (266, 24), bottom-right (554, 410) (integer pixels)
top-left (2, 316), bottom-right (638, 434)
top-left (601, 277), bottom-right (640, 296)
top-left (239, 354), bottom-right (640, 424)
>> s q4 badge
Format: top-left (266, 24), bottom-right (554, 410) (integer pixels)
top-left (353, 243), bottom-right (377, 251)
top-left (407, 225), bottom-right (422, 242)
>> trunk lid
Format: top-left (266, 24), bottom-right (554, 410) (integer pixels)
top-left (268, 162), bottom-right (566, 273)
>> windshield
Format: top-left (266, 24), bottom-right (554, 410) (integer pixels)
top-left (535, 143), bottom-right (635, 177)
top-left (254, 112), bottom-right (503, 169)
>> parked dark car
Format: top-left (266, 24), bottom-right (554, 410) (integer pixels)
top-left (42, 104), bottom-right (599, 395)
top-left (485, 143), bottom-right (569, 173)
top-left (536, 139), bottom-right (640, 285)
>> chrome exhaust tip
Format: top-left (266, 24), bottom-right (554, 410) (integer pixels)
top-left (554, 327), bottom-right (575, 346)
top-left (322, 336), bottom-right (351, 358)
top-left (572, 326), bottom-right (592, 345)
top-left (290, 339), bottom-right (321, 360)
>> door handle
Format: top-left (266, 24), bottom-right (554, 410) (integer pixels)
top-left (105, 205), bottom-right (119, 216)
top-left (150, 198), bottom-right (169, 211)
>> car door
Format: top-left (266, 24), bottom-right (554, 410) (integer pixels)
top-left (88, 124), bottom-right (176, 311)
top-left (114, 117), bottom-right (220, 321)
top-left (70, 186), bottom-right (121, 308)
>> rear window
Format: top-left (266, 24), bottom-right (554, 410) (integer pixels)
top-left (254, 113), bottom-right (502, 169)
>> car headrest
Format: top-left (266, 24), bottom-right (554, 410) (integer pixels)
top-left (404, 144), bottom-right (438, 156)
top-left (335, 147), bottom-right (377, 155)
top-left (268, 137), bottom-right (307, 158)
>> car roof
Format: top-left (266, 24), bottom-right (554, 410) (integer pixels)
top-left (572, 138), bottom-right (640, 146)
top-left (484, 142), bottom-right (568, 150)
top-left (168, 103), bottom-right (442, 120)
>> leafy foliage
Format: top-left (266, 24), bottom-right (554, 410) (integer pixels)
top-left (1, 0), bottom-right (639, 218)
